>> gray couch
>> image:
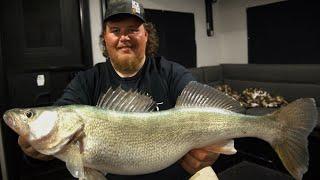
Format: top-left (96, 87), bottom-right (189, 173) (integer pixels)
top-left (189, 64), bottom-right (320, 179)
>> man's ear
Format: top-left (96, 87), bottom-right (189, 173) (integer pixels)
top-left (103, 23), bottom-right (108, 40)
top-left (144, 29), bottom-right (149, 42)
top-left (103, 29), bottom-right (108, 42)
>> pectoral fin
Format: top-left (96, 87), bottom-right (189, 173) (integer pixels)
top-left (81, 168), bottom-right (107, 180)
top-left (203, 140), bottom-right (237, 155)
top-left (57, 141), bottom-right (85, 179)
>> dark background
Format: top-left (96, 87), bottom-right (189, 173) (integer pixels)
top-left (145, 9), bottom-right (197, 68)
top-left (247, 1), bottom-right (320, 64)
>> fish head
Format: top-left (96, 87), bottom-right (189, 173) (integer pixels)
top-left (3, 106), bottom-right (84, 155)
top-left (3, 108), bottom-right (31, 137)
top-left (3, 106), bottom-right (59, 141)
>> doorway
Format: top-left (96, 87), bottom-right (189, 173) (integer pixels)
top-left (0, 0), bottom-right (92, 179)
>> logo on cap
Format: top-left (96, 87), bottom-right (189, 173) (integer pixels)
top-left (131, 0), bottom-right (141, 14)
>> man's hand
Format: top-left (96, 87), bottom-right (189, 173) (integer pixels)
top-left (18, 136), bottom-right (54, 161)
top-left (180, 146), bottom-right (220, 175)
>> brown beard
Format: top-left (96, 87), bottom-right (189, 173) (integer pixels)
top-left (110, 56), bottom-right (145, 75)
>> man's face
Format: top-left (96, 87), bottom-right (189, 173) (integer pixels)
top-left (104, 16), bottom-right (148, 74)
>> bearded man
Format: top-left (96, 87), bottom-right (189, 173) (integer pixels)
top-left (17, 0), bottom-right (220, 179)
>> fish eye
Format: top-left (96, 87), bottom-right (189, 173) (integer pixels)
top-left (25, 110), bottom-right (34, 118)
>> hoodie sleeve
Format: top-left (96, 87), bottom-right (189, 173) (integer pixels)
top-left (166, 60), bottom-right (195, 102)
top-left (54, 68), bottom-right (96, 106)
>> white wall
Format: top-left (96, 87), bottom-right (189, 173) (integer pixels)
top-left (89, 0), bottom-right (285, 66)
top-left (216, 0), bottom-right (286, 65)
top-left (140, 0), bottom-right (221, 67)
top-left (89, 0), bottom-right (105, 64)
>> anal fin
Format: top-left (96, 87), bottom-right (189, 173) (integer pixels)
top-left (203, 140), bottom-right (237, 155)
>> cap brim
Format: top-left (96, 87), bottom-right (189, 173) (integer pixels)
top-left (105, 13), bottom-right (145, 22)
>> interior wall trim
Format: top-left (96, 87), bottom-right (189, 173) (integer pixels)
top-left (79, 0), bottom-right (93, 67)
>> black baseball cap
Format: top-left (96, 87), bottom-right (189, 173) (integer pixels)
top-left (105, 0), bottom-right (145, 22)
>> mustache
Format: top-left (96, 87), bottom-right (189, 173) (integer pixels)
top-left (117, 43), bottom-right (133, 48)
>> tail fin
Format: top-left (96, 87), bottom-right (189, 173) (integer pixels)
top-left (271, 98), bottom-right (317, 180)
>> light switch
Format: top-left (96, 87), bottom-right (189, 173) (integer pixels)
top-left (37, 74), bottom-right (45, 86)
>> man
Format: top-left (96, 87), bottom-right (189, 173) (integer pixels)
top-left (18, 0), bottom-right (219, 179)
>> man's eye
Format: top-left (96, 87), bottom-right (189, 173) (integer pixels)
top-left (110, 29), bottom-right (120, 34)
top-left (25, 110), bottom-right (34, 118)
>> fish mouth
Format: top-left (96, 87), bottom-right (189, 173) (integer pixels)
top-left (3, 112), bottom-right (15, 129)
top-left (3, 111), bottom-right (24, 135)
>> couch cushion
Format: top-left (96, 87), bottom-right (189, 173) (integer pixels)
top-left (221, 64), bottom-right (320, 105)
top-left (189, 67), bottom-right (205, 83)
top-left (224, 79), bottom-right (320, 105)
top-left (202, 65), bottom-right (223, 87)
top-left (202, 65), bottom-right (223, 82)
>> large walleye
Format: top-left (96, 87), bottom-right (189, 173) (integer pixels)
top-left (3, 81), bottom-right (318, 180)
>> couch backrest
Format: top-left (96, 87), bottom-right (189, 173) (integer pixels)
top-left (189, 66), bottom-right (223, 87)
top-left (221, 64), bottom-right (320, 104)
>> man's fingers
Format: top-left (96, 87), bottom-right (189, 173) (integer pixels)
top-left (18, 136), bottom-right (54, 161)
top-left (18, 136), bottom-right (30, 149)
top-left (181, 146), bottom-right (221, 175)
top-left (37, 154), bottom-right (55, 161)
top-left (189, 149), bottom-right (208, 161)
top-left (181, 153), bottom-right (214, 174)
top-left (18, 136), bottom-right (38, 157)
top-left (189, 149), bottom-right (220, 162)
top-left (23, 146), bottom-right (54, 161)
top-left (25, 146), bottom-right (40, 157)
top-left (180, 158), bottom-right (197, 174)
top-left (183, 153), bottom-right (202, 169)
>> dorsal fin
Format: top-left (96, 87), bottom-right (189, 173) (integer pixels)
top-left (96, 86), bottom-right (156, 112)
top-left (176, 81), bottom-right (245, 113)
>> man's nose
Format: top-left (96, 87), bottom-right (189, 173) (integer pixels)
top-left (119, 34), bottom-right (130, 41)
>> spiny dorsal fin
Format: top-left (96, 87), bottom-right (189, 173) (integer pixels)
top-left (176, 81), bottom-right (245, 113)
top-left (96, 86), bottom-right (156, 112)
